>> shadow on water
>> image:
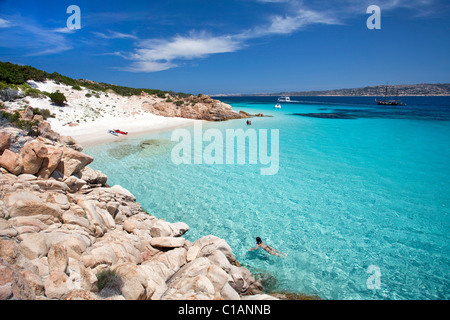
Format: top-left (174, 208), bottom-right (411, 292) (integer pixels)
top-left (137, 138), bottom-right (173, 157)
top-left (106, 138), bottom-right (174, 160)
top-left (107, 144), bottom-right (141, 160)
top-left (245, 249), bottom-right (272, 261)
top-left (291, 107), bottom-right (450, 121)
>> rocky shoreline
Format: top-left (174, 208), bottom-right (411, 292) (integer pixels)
top-left (0, 122), bottom-right (274, 300)
top-left (140, 92), bottom-right (249, 121)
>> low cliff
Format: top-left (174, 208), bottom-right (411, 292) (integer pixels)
top-left (140, 92), bottom-right (249, 121)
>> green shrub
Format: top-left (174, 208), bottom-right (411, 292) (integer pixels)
top-left (97, 269), bottom-right (123, 297)
top-left (24, 87), bottom-right (45, 98)
top-left (72, 85), bottom-right (82, 90)
top-left (33, 108), bottom-right (52, 120)
top-left (0, 110), bottom-right (39, 136)
top-left (48, 91), bottom-right (67, 106)
top-left (156, 91), bottom-right (166, 98)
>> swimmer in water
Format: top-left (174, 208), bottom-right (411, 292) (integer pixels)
top-left (248, 237), bottom-right (287, 257)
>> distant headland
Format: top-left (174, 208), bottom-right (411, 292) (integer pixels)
top-left (214, 83), bottom-right (450, 97)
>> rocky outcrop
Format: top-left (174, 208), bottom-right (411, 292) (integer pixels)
top-left (0, 132), bottom-right (11, 155)
top-left (0, 149), bottom-right (23, 175)
top-left (141, 93), bottom-right (249, 121)
top-left (0, 110), bottom-right (61, 154)
top-left (20, 140), bottom-right (48, 175)
top-left (0, 137), bottom-right (268, 300)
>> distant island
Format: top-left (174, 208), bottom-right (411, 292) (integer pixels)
top-left (215, 83), bottom-right (450, 97)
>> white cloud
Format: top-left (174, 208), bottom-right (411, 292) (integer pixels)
top-left (22, 24), bottom-right (72, 56)
top-left (93, 31), bottom-right (138, 40)
top-left (0, 16), bottom-right (72, 56)
top-left (120, 60), bottom-right (176, 73)
top-left (266, 8), bottom-right (339, 34)
top-left (120, 6), bottom-right (338, 73)
top-left (121, 33), bottom-right (242, 72)
top-left (113, 0), bottom-right (342, 72)
top-left (0, 18), bottom-right (12, 28)
top-left (135, 34), bottom-right (240, 61)
top-left (116, 0), bottom-right (436, 72)
top-left (52, 27), bottom-right (77, 34)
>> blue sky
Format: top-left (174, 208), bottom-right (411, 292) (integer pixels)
top-left (0, 0), bottom-right (449, 94)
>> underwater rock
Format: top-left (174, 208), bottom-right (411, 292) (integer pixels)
top-left (292, 113), bottom-right (357, 119)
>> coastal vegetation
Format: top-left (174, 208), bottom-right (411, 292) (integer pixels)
top-left (0, 61), bottom-right (254, 122)
top-left (0, 61), bottom-right (190, 99)
top-left (48, 91), bottom-right (67, 106)
top-left (96, 269), bottom-right (123, 296)
top-left (0, 109), bottom-right (39, 136)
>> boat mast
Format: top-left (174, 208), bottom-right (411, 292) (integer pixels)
top-left (384, 82), bottom-right (388, 102)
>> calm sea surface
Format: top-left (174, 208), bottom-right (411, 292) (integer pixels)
top-left (86, 96), bottom-right (450, 300)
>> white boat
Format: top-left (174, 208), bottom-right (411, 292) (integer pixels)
top-left (274, 103), bottom-right (282, 109)
top-left (278, 96), bottom-right (291, 102)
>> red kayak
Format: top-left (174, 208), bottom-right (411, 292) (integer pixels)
top-left (114, 129), bottom-right (128, 135)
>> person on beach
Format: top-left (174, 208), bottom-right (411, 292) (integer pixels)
top-left (248, 237), bottom-right (287, 257)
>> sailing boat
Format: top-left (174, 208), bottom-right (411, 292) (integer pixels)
top-left (376, 84), bottom-right (406, 106)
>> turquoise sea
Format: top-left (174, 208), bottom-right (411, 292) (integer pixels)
top-left (85, 96), bottom-right (450, 300)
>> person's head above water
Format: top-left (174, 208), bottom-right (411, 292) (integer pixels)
top-left (256, 237), bottom-right (262, 244)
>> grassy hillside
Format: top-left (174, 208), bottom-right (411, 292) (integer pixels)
top-left (0, 61), bottom-right (190, 98)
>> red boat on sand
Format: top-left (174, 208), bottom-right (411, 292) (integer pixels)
top-left (114, 129), bottom-right (128, 135)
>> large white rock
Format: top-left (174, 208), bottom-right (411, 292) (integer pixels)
top-left (150, 219), bottom-right (189, 238)
top-left (47, 243), bottom-right (69, 274)
top-left (149, 237), bottom-right (185, 248)
top-left (20, 140), bottom-right (48, 175)
top-left (19, 233), bottom-right (48, 260)
top-left (109, 185), bottom-right (136, 201)
top-left (162, 258), bottom-right (214, 300)
top-left (57, 146), bottom-right (93, 177)
top-left (44, 272), bottom-right (74, 299)
top-left (112, 263), bottom-right (148, 300)
top-left (76, 200), bottom-right (115, 235)
top-left (186, 245), bottom-right (200, 262)
top-left (139, 260), bottom-right (171, 300)
top-left (193, 235), bottom-right (236, 264)
top-left (0, 149), bottom-right (23, 175)
top-left (5, 191), bottom-right (61, 218)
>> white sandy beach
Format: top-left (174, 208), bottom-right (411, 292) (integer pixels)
top-left (6, 80), bottom-right (198, 147)
top-left (48, 114), bottom-right (197, 147)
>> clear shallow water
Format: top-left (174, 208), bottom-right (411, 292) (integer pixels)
top-left (86, 96), bottom-right (450, 300)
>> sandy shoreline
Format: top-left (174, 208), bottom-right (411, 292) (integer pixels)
top-left (3, 79), bottom-right (202, 148)
top-left (48, 114), bottom-right (199, 148)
